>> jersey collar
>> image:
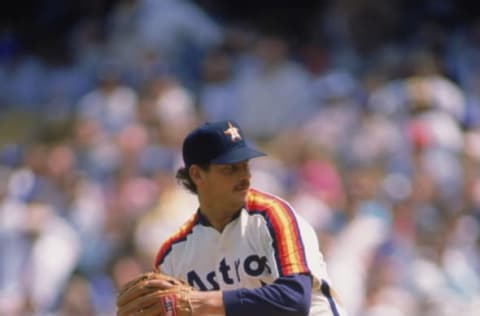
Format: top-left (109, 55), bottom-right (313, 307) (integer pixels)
top-left (196, 207), bottom-right (243, 227)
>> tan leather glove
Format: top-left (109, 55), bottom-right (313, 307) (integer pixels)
top-left (116, 271), bottom-right (193, 316)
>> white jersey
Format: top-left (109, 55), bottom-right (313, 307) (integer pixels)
top-left (155, 188), bottom-right (346, 316)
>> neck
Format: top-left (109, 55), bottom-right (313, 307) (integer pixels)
top-left (198, 200), bottom-right (241, 232)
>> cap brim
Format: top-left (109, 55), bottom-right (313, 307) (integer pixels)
top-left (211, 146), bottom-right (266, 164)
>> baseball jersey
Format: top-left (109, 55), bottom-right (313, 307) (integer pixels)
top-left (155, 188), bottom-right (346, 316)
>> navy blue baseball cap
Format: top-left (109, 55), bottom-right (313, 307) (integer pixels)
top-left (182, 120), bottom-right (265, 166)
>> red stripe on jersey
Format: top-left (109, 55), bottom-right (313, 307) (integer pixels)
top-left (246, 188), bottom-right (309, 276)
top-left (154, 212), bottom-right (200, 269)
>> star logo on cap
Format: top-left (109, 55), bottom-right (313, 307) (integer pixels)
top-left (224, 121), bottom-right (242, 142)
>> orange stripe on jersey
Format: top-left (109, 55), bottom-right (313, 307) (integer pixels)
top-left (246, 189), bottom-right (309, 276)
top-left (154, 212), bottom-right (200, 268)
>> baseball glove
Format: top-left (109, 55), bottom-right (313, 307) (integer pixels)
top-left (116, 271), bottom-right (193, 316)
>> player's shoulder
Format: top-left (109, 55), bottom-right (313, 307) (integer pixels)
top-left (245, 188), bottom-right (292, 213)
top-left (154, 212), bottom-right (200, 267)
top-left (244, 188), bottom-right (315, 232)
top-left (245, 188), bottom-right (299, 222)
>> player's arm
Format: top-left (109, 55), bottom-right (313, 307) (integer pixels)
top-left (223, 273), bottom-right (312, 316)
top-left (188, 273), bottom-right (311, 316)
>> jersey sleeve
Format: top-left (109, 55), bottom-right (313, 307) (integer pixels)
top-left (154, 238), bottom-right (175, 274)
top-left (223, 274), bottom-right (312, 316)
top-left (153, 212), bottom-right (200, 275)
top-left (246, 189), bottom-right (311, 277)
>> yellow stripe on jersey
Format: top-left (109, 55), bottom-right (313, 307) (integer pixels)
top-left (246, 189), bottom-right (309, 276)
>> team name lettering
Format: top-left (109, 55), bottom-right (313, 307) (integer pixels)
top-left (187, 255), bottom-right (271, 290)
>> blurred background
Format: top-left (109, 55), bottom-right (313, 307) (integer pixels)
top-left (1, 0), bottom-right (480, 315)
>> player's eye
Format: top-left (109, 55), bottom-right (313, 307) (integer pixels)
top-left (218, 161), bottom-right (249, 175)
top-left (220, 165), bottom-right (235, 174)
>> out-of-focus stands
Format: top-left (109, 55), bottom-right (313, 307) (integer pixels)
top-left (1, 1), bottom-right (480, 315)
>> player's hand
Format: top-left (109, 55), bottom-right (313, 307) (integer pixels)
top-left (116, 271), bottom-right (193, 316)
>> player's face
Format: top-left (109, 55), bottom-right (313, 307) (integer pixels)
top-left (201, 160), bottom-right (251, 211)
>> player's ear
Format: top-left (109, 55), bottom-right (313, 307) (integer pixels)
top-left (189, 165), bottom-right (204, 185)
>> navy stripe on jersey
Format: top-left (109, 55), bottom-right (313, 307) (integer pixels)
top-left (321, 280), bottom-right (340, 316)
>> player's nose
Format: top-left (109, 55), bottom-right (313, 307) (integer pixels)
top-left (234, 162), bottom-right (251, 181)
top-left (241, 162), bottom-right (251, 179)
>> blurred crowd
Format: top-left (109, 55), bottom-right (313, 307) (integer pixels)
top-left (1, 0), bottom-right (480, 315)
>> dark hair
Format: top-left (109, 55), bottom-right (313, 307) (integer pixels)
top-left (175, 164), bottom-right (210, 194)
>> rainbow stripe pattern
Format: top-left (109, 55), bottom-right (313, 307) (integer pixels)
top-left (155, 212), bottom-right (200, 268)
top-left (246, 189), bottom-right (310, 276)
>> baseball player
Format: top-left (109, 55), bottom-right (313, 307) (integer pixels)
top-left (117, 120), bottom-right (346, 316)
